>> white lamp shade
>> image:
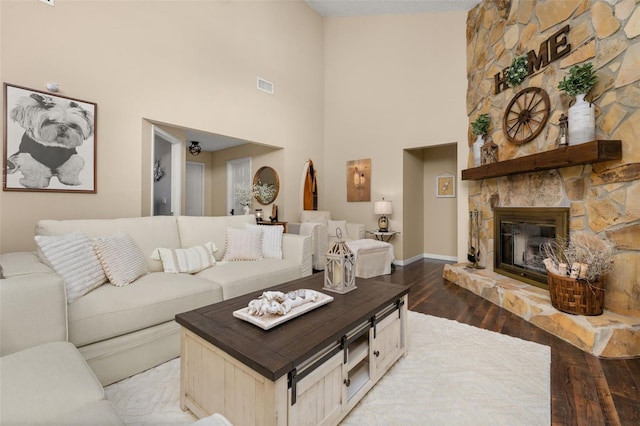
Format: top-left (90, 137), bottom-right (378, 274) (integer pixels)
top-left (374, 200), bottom-right (392, 215)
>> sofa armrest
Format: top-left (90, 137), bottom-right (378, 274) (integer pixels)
top-left (281, 234), bottom-right (312, 277)
top-left (0, 252), bottom-right (68, 356)
top-left (346, 223), bottom-right (365, 240)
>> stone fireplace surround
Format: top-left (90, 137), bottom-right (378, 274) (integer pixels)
top-left (452, 0), bottom-right (640, 358)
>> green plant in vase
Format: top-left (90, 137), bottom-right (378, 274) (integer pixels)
top-left (557, 62), bottom-right (597, 145)
top-left (557, 62), bottom-right (597, 96)
top-left (470, 113), bottom-right (490, 167)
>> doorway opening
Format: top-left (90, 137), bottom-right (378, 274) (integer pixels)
top-left (152, 126), bottom-right (183, 216)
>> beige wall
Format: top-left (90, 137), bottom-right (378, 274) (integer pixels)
top-left (422, 144), bottom-right (458, 259)
top-left (323, 12), bottom-right (469, 261)
top-left (402, 150), bottom-right (424, 261)
top-left (0, 0), bottom-right (324, 252)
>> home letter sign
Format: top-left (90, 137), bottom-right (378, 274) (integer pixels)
top-left (494, 25), bottom-right (571, 94)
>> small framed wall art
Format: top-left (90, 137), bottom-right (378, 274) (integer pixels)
top-left (346, 158), bottom-right (371, 202)
top-left (3, 83), bottom-right (97, 193)
top-left (436, 173), bottom-right (455, 198)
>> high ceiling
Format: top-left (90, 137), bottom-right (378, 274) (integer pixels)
top-left (193, 0), bottom-right (480, 152)
top-left (305, 0), bottom-right (481, 17)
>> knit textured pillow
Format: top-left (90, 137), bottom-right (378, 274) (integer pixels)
top-left (93, 232), bottom-right (149, 286)
top-left (34, 232), bottom-right (107, 303)
top-left (222, 227), bottom-right (263, 261)
top-left (151, 242), bottom-right (217, 274)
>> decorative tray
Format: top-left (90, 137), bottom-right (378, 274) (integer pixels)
top-left (233, 290), bottom-right (334, 330)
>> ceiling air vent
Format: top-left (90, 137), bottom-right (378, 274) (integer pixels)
top-left (257, 78), bottom-right (274, 94)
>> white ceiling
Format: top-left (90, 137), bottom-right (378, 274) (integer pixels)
top-left (305, 0), bottom-right (481, 17)
top-left (191, 0), bottom-right (480, 152)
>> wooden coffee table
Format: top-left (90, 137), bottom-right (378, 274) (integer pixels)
top-left (175, 273), bottom-right (409, 426)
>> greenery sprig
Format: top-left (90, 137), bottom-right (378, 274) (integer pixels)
top-left (471, 113), bottom-right (491, 136)
top-left (505, 56), bottom-right (529, 88)
top-left (557, 62), bottom-right (597, 97)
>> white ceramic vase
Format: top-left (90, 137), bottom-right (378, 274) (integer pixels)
top-left (473, 135), bottom-right (484, 167)
top-left (568, 93), bottom-right (595, 145)
top-left (243, 205), bottom-right (250, 215)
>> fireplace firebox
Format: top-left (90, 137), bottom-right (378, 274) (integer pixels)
top-left (494, 207), bottom-right (569, 288)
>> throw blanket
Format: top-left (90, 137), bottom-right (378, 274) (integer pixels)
top-left (345, 239), bottom-right (394, 262)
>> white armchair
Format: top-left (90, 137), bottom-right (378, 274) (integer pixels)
top-left (289, 210), bottom-right (365, 271)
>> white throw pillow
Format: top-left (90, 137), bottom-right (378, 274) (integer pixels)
top-left (93, 231), bottom-right (149, 286)
top-left (222, 227), bottom-right (263, 261)
top-left (327, 220), bottom-right (347, 239)
top-left (34, 232), bottom-right (107, 304)
top-left (246, 224), bottom-right (284, 259)
top-left (151, 242), bottom-right (217, 274)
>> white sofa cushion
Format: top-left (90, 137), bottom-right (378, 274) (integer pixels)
top-left (222, 227), bottom-right (263, 261)
top-left (67, 272), bottom-right (223, 347)
top-left (196, 259), bottom-right (302, 300)
top-left (151, 242), bottom-right (217, 274)
top-left (0, 341), bottom-right (106, 425)
top-left (36, 216), bottom-right (182, 272)
top-left (94, 232), bottom-right (149, 287)
top-left (34, 232), bottom-right (107, 303)
top-left (176, 215), bottom-right (256, 261)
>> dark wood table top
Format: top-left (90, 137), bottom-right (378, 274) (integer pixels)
top-left (175, 274), bottom-right (409, 381)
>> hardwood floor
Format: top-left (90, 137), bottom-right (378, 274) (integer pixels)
top-left (373, 258), bottom-right (640, 426)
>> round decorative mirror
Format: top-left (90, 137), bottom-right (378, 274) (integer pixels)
top-left (253, 166), bottom-right (279, 205)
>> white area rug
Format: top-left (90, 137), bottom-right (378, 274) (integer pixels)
top-left (105, 311), bottom-right (550, 425)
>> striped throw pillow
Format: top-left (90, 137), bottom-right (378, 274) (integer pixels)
top-left (246, 224), bottom-right (283, 259)
top-left (151, 242), bottom-right (217, 274)
top-left (35, 232), bottom-right (107, 303)
top-left (93, 232), bottom-right (149, 286)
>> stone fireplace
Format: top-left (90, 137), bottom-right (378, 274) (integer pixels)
top-left (494, 207), bottom-right (569, 288)
top-left (443, 0), bottom-right (640, 358)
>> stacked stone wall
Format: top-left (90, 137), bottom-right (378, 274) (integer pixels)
top-left (466, 0), bottom-right (640, 316)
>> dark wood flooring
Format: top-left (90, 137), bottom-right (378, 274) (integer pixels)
top-left (372, 258), bottom-right (640, 426)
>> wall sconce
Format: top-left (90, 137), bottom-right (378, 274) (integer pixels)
top-left (188, 141), bottom-right (202, 156)
top-left (324, 229), bottom-right (356, 294)
top-left (374, 198), bottom-right (393, 232)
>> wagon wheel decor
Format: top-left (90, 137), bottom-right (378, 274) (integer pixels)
top-left (502, 87), bottom-right (550, 145)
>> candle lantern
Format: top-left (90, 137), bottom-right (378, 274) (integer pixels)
top-left (323, 229), bottom-right (356, 294)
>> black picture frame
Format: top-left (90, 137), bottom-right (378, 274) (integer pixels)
top-left (3, 83), bottom-right (97, 193)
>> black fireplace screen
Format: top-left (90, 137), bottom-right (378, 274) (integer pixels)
top-left (494, 207), bottom-right (569, 288)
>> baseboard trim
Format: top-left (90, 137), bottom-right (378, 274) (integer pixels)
top-left (394, 253), bottom-right (458, 266)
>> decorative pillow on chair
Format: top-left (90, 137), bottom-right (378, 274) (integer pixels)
top-left (246, 224), bottom-right (284, 259)
top-left (327, 220), bottom-right (347, 239)
top-left (151, 242), bottom-right (217, 274)
top-left (222, 227), bottom-right (263, 261)
top-left (34, 232), bottom-right (107, 303)
top-left (93, 231), bottom-right (149, 286)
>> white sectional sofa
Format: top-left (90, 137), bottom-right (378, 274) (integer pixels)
top-left (0, 214), bottom-right (311, 386)
top-left (0, 214), bottom-right (310, 425)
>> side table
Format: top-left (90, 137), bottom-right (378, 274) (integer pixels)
top-left (366, 230), bottom-right (400, 242)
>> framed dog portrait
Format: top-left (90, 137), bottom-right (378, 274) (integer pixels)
top-left (3, 83), bottom-right (97, 193)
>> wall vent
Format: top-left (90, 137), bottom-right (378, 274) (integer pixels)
top-left (257, 78), bottom-right (274, 94)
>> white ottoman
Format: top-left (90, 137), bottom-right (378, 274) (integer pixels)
top-left (346, 239), bottom-right (395, 278)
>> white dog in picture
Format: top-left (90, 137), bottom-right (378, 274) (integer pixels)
top-left (6, 93), bottom-right (94, 189)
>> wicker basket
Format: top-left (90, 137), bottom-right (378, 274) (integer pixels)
top-left (547, 273), bottom-right (604, 316)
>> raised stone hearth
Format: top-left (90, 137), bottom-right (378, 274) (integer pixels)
top-left (444, 263), bottom-right (640, 359)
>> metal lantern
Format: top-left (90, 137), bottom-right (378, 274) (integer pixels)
top-left (323, 229), bottom-right (356, 294)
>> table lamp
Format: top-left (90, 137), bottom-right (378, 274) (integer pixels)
top-left (374, 199), bottom-right (392, 232)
